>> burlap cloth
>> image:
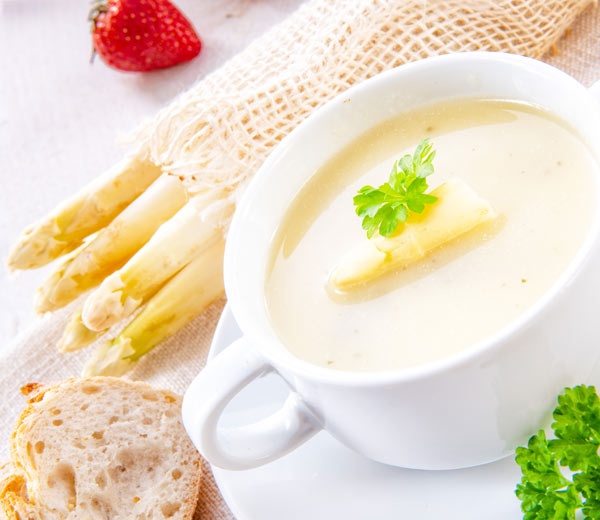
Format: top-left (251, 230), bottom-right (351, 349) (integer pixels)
top-left (3, 1), bottom-right (600, 518)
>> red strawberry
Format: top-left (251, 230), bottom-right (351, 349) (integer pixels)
top-left (89, 0), bottom-right (202, 72)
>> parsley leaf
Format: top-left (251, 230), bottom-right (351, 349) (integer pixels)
top-left (353, 138), bottom-right (438, 238)
top-left (515, 385), bottom-right (600, 520)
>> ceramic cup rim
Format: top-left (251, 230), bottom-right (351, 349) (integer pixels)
top-left (224, 51), bottom-right (600, 387)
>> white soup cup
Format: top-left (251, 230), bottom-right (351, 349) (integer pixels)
top-left (182, 52), bottom-right (600, 471)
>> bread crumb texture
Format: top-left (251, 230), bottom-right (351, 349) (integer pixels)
top-left (0, 377), bottom-right (201, 520)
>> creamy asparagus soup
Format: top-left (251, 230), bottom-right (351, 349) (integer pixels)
top-left (265, 99), bottom-right (598, 372)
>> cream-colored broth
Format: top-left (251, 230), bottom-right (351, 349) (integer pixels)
top-left (265, 99), bottom-right (598, 372)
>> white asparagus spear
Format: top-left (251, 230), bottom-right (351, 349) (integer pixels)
top-left (83, 239), bottom-right (225, 376)
top-left (56, 308), bottom-right (105, 353)
top-left (81, 195), bottom-right (226, 331)
top-left (7, 152), bottom-right (161, 270)
top-left (329, 180), bottom-right (497, 291)
top-left (35, 174), bottom-right (189, 313)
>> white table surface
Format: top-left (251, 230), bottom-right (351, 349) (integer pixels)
top-left (0, 0), bottom-right (304, 348)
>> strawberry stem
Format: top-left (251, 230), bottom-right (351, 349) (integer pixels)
top-left (88, 1), bottom-right (108, 33)
top-left (88, 0), bottom-right (108, 65)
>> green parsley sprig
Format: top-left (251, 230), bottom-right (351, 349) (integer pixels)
top-left (515, 385), bottom-right (600, 520)
top-left (353, 138), bottom-right (438, 238)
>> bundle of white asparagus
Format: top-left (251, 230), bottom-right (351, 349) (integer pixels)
top-left (7, 0), bottom-right (592, 376)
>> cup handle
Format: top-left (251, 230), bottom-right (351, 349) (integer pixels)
top-left (182, 337), bottom-right (321, 470)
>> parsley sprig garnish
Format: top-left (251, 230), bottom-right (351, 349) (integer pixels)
top-left (353, 138), bottom-right (438, 238)
top-left (515, 385), bottom-right (600, 519)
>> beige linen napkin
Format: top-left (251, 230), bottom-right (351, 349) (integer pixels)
top-left (2, 1), bottom-right (600, 519)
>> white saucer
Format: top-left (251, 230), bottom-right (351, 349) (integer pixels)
top-left (209, 305), bottom-right (523, 519)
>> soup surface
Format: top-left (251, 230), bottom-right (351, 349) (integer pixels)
top-left (265, 99), bottom-right (598, 372)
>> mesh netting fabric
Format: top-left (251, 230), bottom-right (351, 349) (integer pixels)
top-left (136, 0), bottom-right (594, 227)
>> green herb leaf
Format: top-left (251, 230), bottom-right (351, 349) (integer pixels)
top-left (515, 385), bottom-right (600, 520)
top-left (353, 138), bottom-right (438, 238)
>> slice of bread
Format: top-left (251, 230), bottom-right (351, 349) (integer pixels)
top-left (0, 377), bottom-right (201, 520)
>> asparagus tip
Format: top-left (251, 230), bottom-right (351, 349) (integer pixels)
top-left (57, 310), bottom-right (105, 353)
top-left (82, 338), bottom-right (136, 377)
